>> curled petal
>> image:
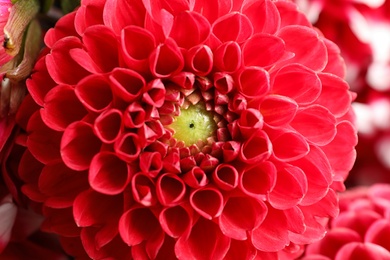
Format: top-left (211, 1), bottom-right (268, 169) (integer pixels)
top-left (156, 173), bottom-right (186, 206)
top-left (109, 68), bottom-right (145, 102)
top-left (212, 163), bottom-right (239, 191)
top-left (192, 0), bottom-right (232, 24)
top-left (170, 11), bottom-right (210, 48)
top-left (75, 74), bottom-right (113, 113)
top-left (291, 105), bottom-right (336, 146)
top-left (224, 239), bottom-right (257, 260)
top-left (123, 102), bottom-right (149, 128)
top-left (45, 12), bottom-right (78, 48)
top-left (213, 72), bottom-right (234, 94)
top-left (149, 38), bottom-right (184, 78)
top-left (131, 173), bottom-right (157, 207)
top-left (239, 130), bottom-right (272, 164)
top-left (219, 196), bottom-right (267, 240)
top-left (163, 148), bottom-right (181, 174)
top-left (268, 165), bottom-right (307, 210)
top-left (221, 141), bottom-right (240, 162)
top-left (335, 242), bottom-right (390, 260)
top-left (238, 67), bottom-right (270, 99)
top-left (260, 95), bottom-right (297, 127)
top-left (272, 64), bottom-right (321, 105)
top-left (175, 218), bottom-right (230, 260)
top-left (252, 206), bottom-right (289, 252)
top-left (41, 85), bottom-right (88, 131)
top-left (159, 205), bottom-right (192, 238)
top-left (61, 121), bottom-right (102, 171)
top-left (139, 152), bottom-right (163, 177)
top-left (277, 25), bottom-right (327, 71)
top-left (270, 130), bottom-right (309, 162)
top-left (242, 33), bottom-right (285, 67)
top-left (182, 167), bottom-right (208, 188)
top-left (240, 161), bottom-right (276, 198)
top-left (119, 207), bottom-right (160, 246)
top-left (94, 109), bottom-right (122, 143)
top-left (185, 44), bottom-right (213, 76)
top-left (237, 108), bottom-right (264, 138)
top-left (214, 41), bottom-right (242, 73)
top-left (114, 133), bottom-right (141, 163)
top-left (190, 187), bottom-right (224, 219)
top-left (121, 25), bottom-right (156, 72)
top-left (74, 0), bottom-right (105, 35)
top-left (143, 79), bottom-right (166, 108)
top-left (89, 152), bottom-right (132, 195)
top-left (242, 0), bottom-right (281, 34)
top-left (212, 12), bottom-right (253, 43)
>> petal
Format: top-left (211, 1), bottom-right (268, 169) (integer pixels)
top-left (270, 130), bottom-right (309, 162)
top-left (149, 38), bottom-right (184, 78)
top-left (93, 108), bottom-right (123, 143)
top-left (252, 206), bottom-right (289, 252)
top-left (213, 41), bottom-right (242, 73)
top-left (175, 218), bottom-right (230, 260)
top-left (240, 161), bottom-right (277, 198)
top-left (109, 68), bottom-right (145, 102)
top-left (322, 38), bottom-right (346, 79)
top-left (239, 130), bottom-right (272, 164)
top-left (114, 133), bottom-right (142, 162)
top-left (237, 66), bottom-right (270, 99)
top-left (277, 25), bottom-right (327, 71)
top-left (271, 64), bottom-right (321, 105)
top-left (268, 165), bottom-right (307, 210)
top-left (182, 166), bottom-right (209, 188)
top-left (185, 44), bottom-right (214, 76)
top-left (170, 11), bottom-right (210, 48)
top-left (192, 0), bottom-right (232, 24)
top-left (224, 239), bottom-right (257, 260)
top-left (274, 0), bottom-right (312, 28)
top-left (290, 105), bottom-right (337, 146)
top-left (237, 108), bottom-right (264, 138)
top-left (123, 102), bottom-right (148, 128)
top-left (89, 152), bottom-right (132, 195)
top-left (242, 33), bottom-right (285, 67)
top-left (41, 85), bottom-right (88, 131)
top-left (44, 12), bottom-right (78, 48)
top-left (190, 187), bottom-right (224, 219)
top-left (260, 95), bottom-right (298, 127)
top-left (159, 205), bottom-right (192, 238)
top-left (119, 207), bottom-right (161, 246)
top-left (74, 0), bottom-right (105, 35)
top-left (61, 121), bottom-right (102, 171)
top-left (335, 242), bottom-right (390, 260)
top-left (241, 0), bottom-right (281, 34)
top-left (365, 219), bottom-right (390, 251)
top-left (142, 79), bottom-right (166, 108)
top-left (75, 74), bottom-right (113, 113)
top-left (212, 163), bottom-right (239, 191)
top-left (212, 12), bottom-right (253, 43)
top-left (156, 173), bottom-right (186, 206)
top-left (219, 196), bottom-right (267, 240)
top-left (131, 173), bottom-right (157, 207)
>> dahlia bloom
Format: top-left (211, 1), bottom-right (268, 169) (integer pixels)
top-left (303, 183), bottom-right (390, 259)
top-left (13, 0), bottom-right (356, 258)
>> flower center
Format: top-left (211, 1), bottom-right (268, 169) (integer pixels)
top-left (170, 103), bottom-right (217, 146)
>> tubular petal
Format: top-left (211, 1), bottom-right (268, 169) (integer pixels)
top-left (109, 68), bottom-right (145, 102)
top-left (185, 44), bottom-right (214, 76)
top-left (131, 173), bottom-right (157, 207)
top-left (93, 109), bottom-right (123, 143)
top-left (213, 41), bottom-right (242, 73)
top-left (239, 130), bottom-right (272, 164)
top-left (240, 161), bottom-right (277, 198)
top-left (149, 38), bottom-right (184, 78)
top-left (238, 67), bottom-right (270, 99)
top-left (271, 130), bottom-right (309, 162)
top-left (156, 174), bottom-right (186, 206)
top-left (89, 152), bottom-right (131, 195)
top-left (212, 164), bottom-right (239, 191)
top-left (61, 122), bottom-right (102, 171)
top-left (41, 85), bottom-right (88, 131)
top-left (159, 205), bottom-right (192, 238)
top-left (212, 12), bottom-right (253, 43)
top-left (190, 187), bottom-right (224, 219)
top-left (260, 95), bottom-right (297, 127)
top-left (219, 196), bottom-right (267, 240)
top-left (114, 133), bottom-right (141, 163)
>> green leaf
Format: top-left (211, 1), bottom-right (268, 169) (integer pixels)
top-left (61, 0), bottom-right (80, 14)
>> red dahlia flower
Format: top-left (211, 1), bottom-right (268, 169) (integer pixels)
top-left (303, 183), bottom-right (390, 260)
top-left (13, 0), bottom-right (357, 259)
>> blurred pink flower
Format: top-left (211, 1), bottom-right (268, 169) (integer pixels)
top-left (303, 183), bottom-right (390, 259)
top-left (0, 0), bottom-right (13, 65)
top-left (8, 0), bottom-right (357, 259)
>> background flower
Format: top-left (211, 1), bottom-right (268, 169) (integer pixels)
top-left (303, 183), bottom-right (390, 259)
top-left (7, 0), bottom-right (357, 259)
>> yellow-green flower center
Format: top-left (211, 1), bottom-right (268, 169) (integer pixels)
top-left (170, 104), bottom-right (217, 146)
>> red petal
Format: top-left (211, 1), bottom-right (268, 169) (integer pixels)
top-left (212, 12), bottom-right (253, 43)
top-left (114, 133), bottom-right (141, 163)
top-left (131, 173), bottom-right (157, 207)
top-left (241, 0), bottom-right (281, 34)
top-left (252, 206), bottom-right (289, 252)
top-left (93, 109), bottom-right (122, 143)
top-left (175, 218), bottom-right (230, 260)
top-left (185, 44), bottom-right (213, 76)
top-left (170, 11), bottom-right (210, 48)
top-left (274, 0), bottom-right (312, 28)
top-left (272, 64), bottom-right (321, 105)
top-left (61, 121), bottom-right (102, 171)
top-left (270, 130), bottom-right (309, 161)
top-left (240, 161), bottom-right (277, 198)
top-left (268, 165), bottom-right (307, 210)
top-left (291, 105), bottom-right (337, 146)
top-left (214, 41), bottom-right (242, 73)
top-left (365, 219), bottom-right (390, 251)
top-left (156, 173), bottom-right (186, 206)
top-left (123, 102), bottom-right (148, 128)
top-left (221, 141), bottom-right (240, 162)
top-left (139, 152), bottom-right (163, 177)
top-left (119, 207), bottom-right (161, 246)
top-left (44, 11), bottom-right (78, 48)
top-left (41, 85), bottom-right (87, 131)
top-left (149, 38), bottom-right (184, 78)
top-left (212, 163), bottom-right (239, 191)
top-left (75, 74), bottom-right (113, 113)
top-left (109, 68), bottom-right (145, 102)
top-left (335, 242), bottom-right (390, 260)
top-left (242, 33), bottom-right (285, 67)
top-left (182, 166), bottom-right (209, 188)
top-left (237, 66), bottom-right (270, 99)
top-left (237, 108), bottom-right (264, 138)
top-left (74, 0), bottom-right (105, 35)
top-left (277, 25), bottom-right (327, 71)
top-left (190, 187), bottom-right (224, 219)
top-left (89, 152), bottom-right (131, 195)
top-left (260, 95), bottom-right (297, 127)
top-left (224, 239), bottom-right (257, 260)
top-left (143, 79), bottom-right (166, 108)
top-left (219, 196), bottom-right (267, 240)
top-left (239, 130), bottom-right (272, 164)
top-left (159, 205), bottom-right (192, 238)
top-left (121, 25), bottom-right (156, 73)
top-left (193, 0), bottom-right (232, 24)
top-left (322, 38), bottom-right (346, 79)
